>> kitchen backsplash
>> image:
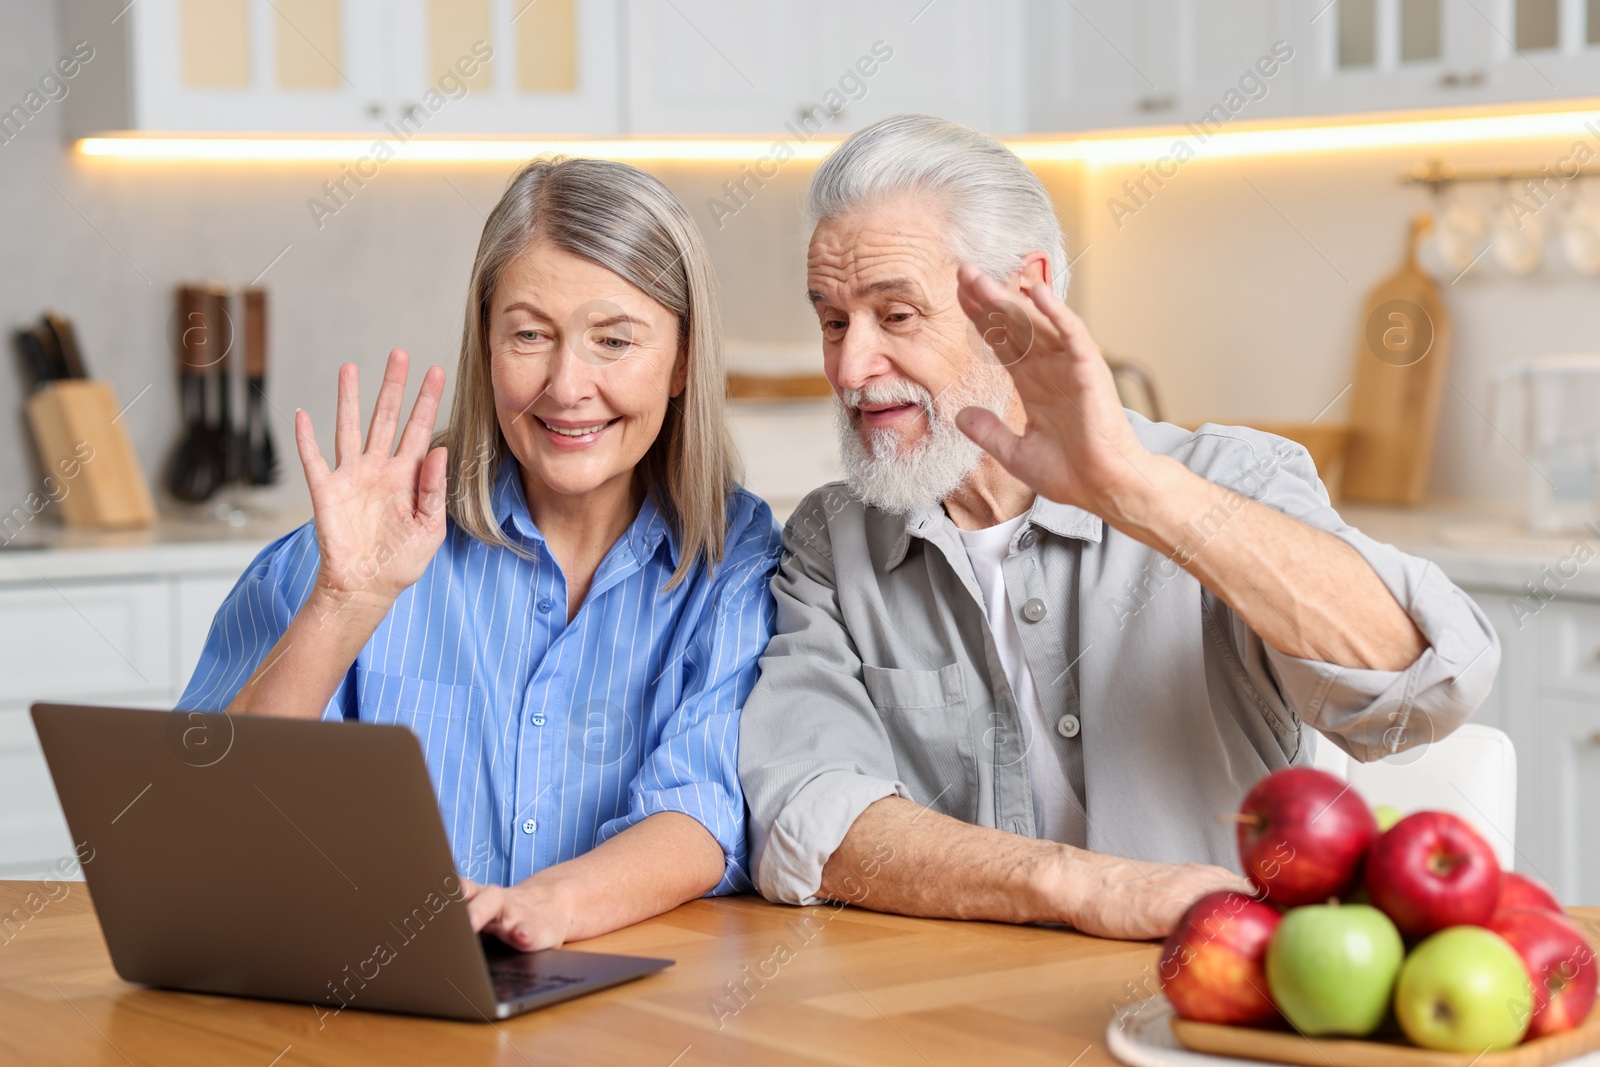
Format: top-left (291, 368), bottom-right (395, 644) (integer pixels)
top-left (4, 1), bottom-right (1595, 523)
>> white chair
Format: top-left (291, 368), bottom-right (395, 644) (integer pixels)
top-left (1307, 724), bottom-right (1518, 870)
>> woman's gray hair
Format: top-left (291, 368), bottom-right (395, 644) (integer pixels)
top-left (803, 114), bottom-right (1069, 297)
top-left (439, 156), bottom-right (739, 589)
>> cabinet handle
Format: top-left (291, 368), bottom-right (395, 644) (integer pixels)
top-left (1589, 731), bottom-right (1600, 746)
top-left (1438, 71), bottom-right (1486, 88)
top-left (1138, 95), bottom-right (1176, 113)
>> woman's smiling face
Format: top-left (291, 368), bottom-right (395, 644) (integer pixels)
top-left (490, 240), bottom-right (686, 504)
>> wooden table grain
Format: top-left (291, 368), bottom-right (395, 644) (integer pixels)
top-left (0, 879), bottom-right (1166, 1067)
top-left (6, 881), bottom-right (1595, 1067)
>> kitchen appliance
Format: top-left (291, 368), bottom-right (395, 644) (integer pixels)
top-left (1341, 214), bottom-right (1452, 504)
top-left (1489, 354), bottom-right (1600, 534)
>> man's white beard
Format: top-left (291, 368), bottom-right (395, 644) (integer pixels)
top-left (835, 366), bottom-right (1013, 515)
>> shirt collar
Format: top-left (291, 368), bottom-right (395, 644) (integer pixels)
top-left (881, 494), bottom-right (1103, 570)
top-left (490, 460), bottom-right (679, 568)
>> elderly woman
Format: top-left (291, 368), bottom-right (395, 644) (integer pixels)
top-left (179, 158), bottom-right (780, 949)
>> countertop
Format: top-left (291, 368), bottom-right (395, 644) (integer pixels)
top-left (7, 496), bottom-right (1598, 599)
top-left (2, 879), bottom-right (1596, 1066)
top-left (0, 506), bottom-right (308, 583)
top-left (1340, 499), bottom-right (1600, 598)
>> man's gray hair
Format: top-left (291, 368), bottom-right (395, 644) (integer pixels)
top-left (803, 114), bottom-right (1069, 298)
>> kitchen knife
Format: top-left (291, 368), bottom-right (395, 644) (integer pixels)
top-left (33, 319), bottom-right (71, 381)
top-left (41, 313), bottom-right (88, 379)
top-left (14, 326), bottom-right (55, 388)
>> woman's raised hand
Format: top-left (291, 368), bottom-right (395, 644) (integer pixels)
top-left (294, 349), bottom-right (449, 610)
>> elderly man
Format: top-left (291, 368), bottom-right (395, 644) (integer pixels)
top-left (738, 115), bottom-right (1499, 940)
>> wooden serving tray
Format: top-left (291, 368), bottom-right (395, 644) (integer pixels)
top-left (1171, 1001), bottom-right (1600, 1067)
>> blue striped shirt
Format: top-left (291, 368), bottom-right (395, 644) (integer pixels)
top-left (179, 460), bottom-right (781, 894)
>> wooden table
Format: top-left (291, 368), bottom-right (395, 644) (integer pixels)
top-left (0, 879), bottom-right (1165, 1066)
top-left (5, 882), bottom-right (1595, 1067)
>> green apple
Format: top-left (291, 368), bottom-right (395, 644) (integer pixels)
top-left (1373, 805), bottom-right (1404, 832)
top-left (1266, 903), bottom-right (1404, 1036)
top-left (1395, 927), bottom-right (1532, 1051)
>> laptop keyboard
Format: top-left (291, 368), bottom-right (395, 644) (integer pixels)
top-left (489, 966), bottom-right (585, 1003)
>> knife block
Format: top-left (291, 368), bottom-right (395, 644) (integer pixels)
top-left (25, 380), bottom-right (157, 529)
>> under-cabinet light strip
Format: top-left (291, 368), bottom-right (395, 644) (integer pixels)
top-left (74, 106), bottom-right (1600, 166)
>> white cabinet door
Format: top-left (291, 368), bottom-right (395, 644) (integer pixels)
top-left (1535, 695), bottom-right (1600, 905)
top-left (624, 0), bottom-right (809, 133)
top-left (386, 0), bottom-right (621, 134)
top-left (1303, 0), bottom-right (1600, 116)
top-left (796, 0), bottom-right (1027, 135)
top-left (120, 0), bottom-right (392, 132)
top-left (1023, 0), bottom-right (1298, 132)
top-left (0, 580), bottom-right (172, 706)
top-left (1182, 1), bottom-right (1302, 121)
top-left (1025, 0), bottom-right (1180, 130)
top-left (0, 706), bottom-right (76, 881)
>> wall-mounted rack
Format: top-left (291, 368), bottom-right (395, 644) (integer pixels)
top-left (1401, 155), bottom-right (1600, 191)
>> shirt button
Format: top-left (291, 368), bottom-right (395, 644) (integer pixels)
top-left (1018, 529), bottom-right (1037, 550)
top-left (529, 713), bottom-right (546, 727)
top-left (1056, 713), bottom-right (1080, 739)
top-left (537, 599), bottom-right (553, 614)
top-left (1022, 597), bottom-right (1048, 622)
top-left (520, 818), bottom-right (537, 835)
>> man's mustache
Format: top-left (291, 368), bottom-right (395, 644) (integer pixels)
top-left (839, 381), bottom-right (937, 421)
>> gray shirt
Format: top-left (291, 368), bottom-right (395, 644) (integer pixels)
top-left (738, 415), bottom-right (1500, 906)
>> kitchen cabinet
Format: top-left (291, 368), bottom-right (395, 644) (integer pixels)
top-left (1303, 0), bottom-right (1600, 117)
top-left (622, 0), bottom-right (1025, 136)
top-left (63, 0), bottom-right (390, 135)
top-left (385, 0), bottom-right (621, 134)
top-left (1022, 0), bottom-right (1300, 132)
top-left (1451, 585), bottom-right (1600, 905)
top-left (62, 0), bottom-right (620, 137)
top-left (0, 525), bottom-right (287, 880)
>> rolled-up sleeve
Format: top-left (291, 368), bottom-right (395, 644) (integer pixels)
top-left (1195, 428), bottom-right (1500, 763)
top-left (739, 498), bottom-right (910, 905)
top-left (176, 521), bottom-right (356, 720)
top-left (596, 516), bottom-right (780, 896)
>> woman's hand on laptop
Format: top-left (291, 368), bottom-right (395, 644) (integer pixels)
top-left (294, 348), bottom-right (449, 612)
top-left (461, 876), bottom-right (576, 952)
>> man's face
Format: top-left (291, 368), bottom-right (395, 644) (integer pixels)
top-left (807, 194), bottom-right (1014, 513)
top-left (807, 194), bottom-right (984, 451)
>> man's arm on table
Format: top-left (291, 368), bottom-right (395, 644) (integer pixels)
top-left (819, 796), bottom-right (1249, 940)
top-left (738, 493), bottom-right (1250, 942)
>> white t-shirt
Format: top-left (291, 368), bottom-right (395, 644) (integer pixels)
top-left (956, 514), bottom-right (1085, 846)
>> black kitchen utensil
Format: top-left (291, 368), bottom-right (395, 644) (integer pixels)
top-left (211, 291), bottom-right (244, 486)
top-left (242, 288), bottom-right (277, 485)
top-left (41, 313), bottom-right (88, 379)
top-left (14, 326), bottom-right (55, 389)
top-left (31, 319), bottom-right (71, 381)
top-left (166, 286), bottom-right (226, 503)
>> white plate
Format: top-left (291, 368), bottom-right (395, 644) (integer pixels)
top-left (1105, 998), bottom-right (1600, 1067)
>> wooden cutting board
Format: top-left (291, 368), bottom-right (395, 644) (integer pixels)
top-left (1171, 999), bottom-right (1600, 1067)
top-left (1340, 213), bottom-right (1452, 504)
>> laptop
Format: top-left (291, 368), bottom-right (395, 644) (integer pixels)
top-left (30, 703), bottom-right (672, 1021)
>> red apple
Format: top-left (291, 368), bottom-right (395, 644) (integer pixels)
top-left (1494, 871), bottom-right (1565, 921)
top-left (1160, 891), bottom-right (1283, 1026)
top-left (1488, 907), bottom-right (1598, 1038)
top-left (1236, 767), bottom-right (1377, 907)
top-left (1365, 811), bottom-right (1500, 940)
